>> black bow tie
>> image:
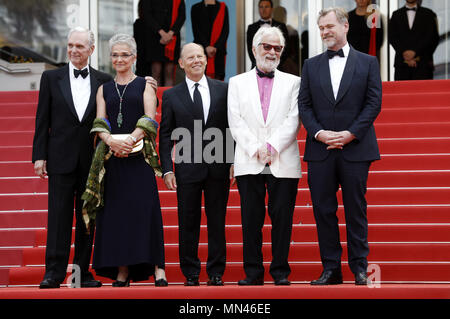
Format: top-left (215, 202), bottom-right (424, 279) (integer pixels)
top-left (406, 7), bottom-right (417, 11)
top-left (259, 19), bottom-right (271, 25)
top-left (327, 49), bottom-right (345, 59)
top-left (256, 68), bottom-right (274, 79)
top-left (74, 68), bottom-right (89, 79)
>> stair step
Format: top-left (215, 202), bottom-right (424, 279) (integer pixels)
top-left (5, 262), bottom-right (450, 286)
top-left (0, 91), bottom-right (39, 103)
top-left (18, 224), bottom-right (450, 247)
top-left (2, 205), bottom-right (449, 229)
top-left (2, 139), bottom-right (450, 161)
top-left (1, 187), bottom-right (449, 211)
top-left (14, 243), bottom-right (450, 267)
top-left (2, 154), bottom-right (449, 179)
top-left (381, 93), bottom-right (450, 108)
top-left (382, 79), bottom-right (450, 94)
top-left (0, 103), bottom-right (36, 117)
top-left (1, 170), bottom-right (449, 194)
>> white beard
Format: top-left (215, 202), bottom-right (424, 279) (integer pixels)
top-left (255, 54), bottom-right (280, 72)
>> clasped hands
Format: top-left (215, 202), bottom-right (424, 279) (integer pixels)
top-left (317, 130), bottom-right (355, 150)
top-left (108, 135), bottom-right (136, 158)
top-left (257, 144), bottom-right (275, 165)
top-left (159, 29), bottom-right (174, 45)
top-left (403, 50), bottom-right (419, 68)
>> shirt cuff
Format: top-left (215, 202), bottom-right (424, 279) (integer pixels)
top-left (314, 129), bottom-right (324, 140)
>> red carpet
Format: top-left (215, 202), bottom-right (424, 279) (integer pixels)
top-left (0, 80), bottom-right (450, 300)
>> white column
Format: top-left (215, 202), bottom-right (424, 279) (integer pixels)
top-left (308, 0), bottom-right (323, 58)
top-left (379, 0), bottom-right (388, 82)
top-left (245, 0), bottom-right (255, 71)
top-left (88, 0), bottom-right (99, 69)
top-left (388, 0), bottom-right (399, 81)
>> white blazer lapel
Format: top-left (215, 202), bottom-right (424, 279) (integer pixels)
top-left (264, 69), bottom-right (282, 127)
top-left (249, 69), bottom-right (265, 126)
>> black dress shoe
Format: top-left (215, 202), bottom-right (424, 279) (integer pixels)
top-left (274, 278), bottom-right (291, 286)
top-left (80, 278), bottom-right (102, 288)
top-left (155, 278), bottom-right (168, 287)
top-left (39, 278), bottom-right (60, 289)
top-left (185, 277), bottom-right (200, 286)
top-left (355, 272), bottom-right (371, 285)
top-left (238, 277), bottom-right (264, 286)
top-left (207, 276), bottom-right (224, 286)
top-left (112, 278), bottom-right (130, 287)
top-left (310, 270), bottom-right (343, 285)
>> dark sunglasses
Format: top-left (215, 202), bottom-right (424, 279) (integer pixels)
top-left (259, 43), bottom-right (283, 53)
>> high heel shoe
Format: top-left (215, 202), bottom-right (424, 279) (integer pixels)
top-left (112, 277), bottom-right (130, 287)
top-left (154, 275), bottom-right (168, 287)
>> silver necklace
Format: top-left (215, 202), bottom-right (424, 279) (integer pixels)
top-left (114, 75), bottom-right (135, 128)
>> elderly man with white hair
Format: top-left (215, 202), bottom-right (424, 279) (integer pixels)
top-left (32, 27), bottom-right (113, 289)
top-left (228, 26), bottom-right (301, 286)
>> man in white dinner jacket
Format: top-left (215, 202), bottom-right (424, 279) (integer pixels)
top-left (228, 25), bottom-right (301, 286)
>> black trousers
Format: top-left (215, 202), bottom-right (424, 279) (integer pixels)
top-left (176, 176), bottom-right (230, 279)
top-left (394, 63), bottom-right (434, 81)
top-left (307, 150), bottom-right (371, 275)
top-left (236, 172), bottom-right (299, 281)
top-left (45, 167), bottom-right (95, 284)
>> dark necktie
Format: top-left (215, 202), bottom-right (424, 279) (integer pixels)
top-left (327, 49), bottom-right (345, 59)
top-left (74, 68), bottom-right (89, 79)
top-left (193, 83), bottom-right (204, 121)
top-left (256, 68), bottom-right (274, 79)
top-left (259, 19), bottom-right (271, 25)
top-left (406, 7), bottom-right (417, 11)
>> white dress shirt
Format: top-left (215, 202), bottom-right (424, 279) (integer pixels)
top-left (329, 43), bottom-right (350, 99)
top-left (406, 4), bottom-right (418, 29)
top-left (186, 75), bottom-right (211, 123)
top-left (69, 62), bottom-right (91, 122)
top-left (315, 43), bottom-right (350, 139)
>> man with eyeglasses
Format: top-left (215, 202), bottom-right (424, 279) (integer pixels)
top-left (228, 26), bottom-right (301, 286)
top-left (246, 0), bottom-right (289, 70)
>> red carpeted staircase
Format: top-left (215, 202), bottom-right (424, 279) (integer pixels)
top-left (0, 80), bottom-right (450, 297)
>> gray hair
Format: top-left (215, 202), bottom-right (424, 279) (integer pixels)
top-left (109, 33), bottom-right (137, 55)
top-left (317, 7), bottom-right (349, 25)
top-left (68, 26), bottom-right (95, 47)
top-left (252, 25), bottom-right (285, 49)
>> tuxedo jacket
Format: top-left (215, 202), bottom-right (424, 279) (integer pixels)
top-left (32, 64), bottom-right (112, 174)
top-left (389, 6), bottom-right (439, 69)
top-left (228, 68), bottom-right (301, 178)
top-left (298, 47), bottom-right (382, 162)
top-left (159, 77), bottom-right (231, 184)
top-left (246, 19), bottom-right (289, 68)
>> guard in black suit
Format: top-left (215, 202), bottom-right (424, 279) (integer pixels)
top-left (389, 0), bottom-right (439, 80)
top-left (32, 27), bottom-right (113, 288)
top-left (159, 43), bottom-right (232, 286)
top-left (246, 0), bottom-right (289, 69)
top-left (299, 8), bottom-right (382, 286)
top-left (191, 0), bottom-right (229, 81)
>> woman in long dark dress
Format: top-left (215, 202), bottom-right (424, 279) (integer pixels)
top-left (92, 34), bottom-right (167, 287)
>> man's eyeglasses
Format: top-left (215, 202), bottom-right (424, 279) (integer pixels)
top-left (259, 43), bottom-right (283, 53)
top-left (110, 53), bottom-right (134, 59)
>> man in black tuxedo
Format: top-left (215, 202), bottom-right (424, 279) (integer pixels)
top-left (159, 43), bottom-right (232, 286)
top-left (389, 0), bottom-right (439, 80)
top-left (298, 8), bottom-right (382, 285)
top-left (32, 27), bottom-right (113, 288)
top-left (246, 0), bottom-right (289, 69)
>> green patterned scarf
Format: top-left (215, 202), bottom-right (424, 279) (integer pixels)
top-left (81, 116), bottom-right (162, 233)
